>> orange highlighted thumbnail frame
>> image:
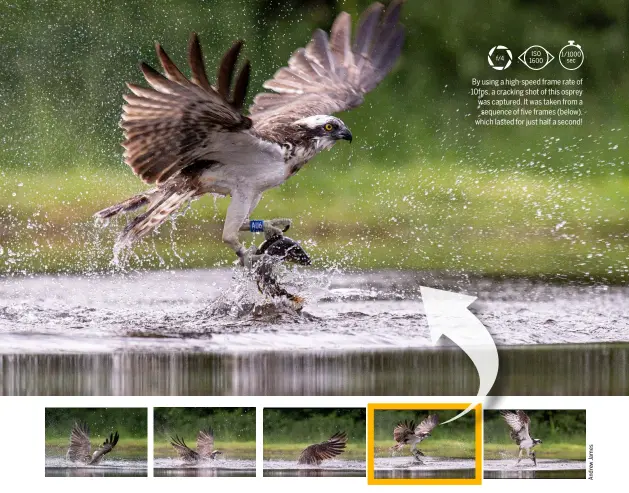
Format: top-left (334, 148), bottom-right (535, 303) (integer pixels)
top-left (367, 402), bottom-right (482, 485)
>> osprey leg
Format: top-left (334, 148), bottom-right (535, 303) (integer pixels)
top-left (241, 218), bottom-right (292, 239)
top-left (223, 192), bottom-right (253, 260)
top-left (410, 443), bottom-right (424, 463)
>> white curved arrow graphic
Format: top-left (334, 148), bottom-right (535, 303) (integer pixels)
top-left (420, 286), bottom-right (498, 424)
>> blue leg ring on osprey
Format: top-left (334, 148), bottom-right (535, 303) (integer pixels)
top-left (249, 220), bottom-right (264, 233)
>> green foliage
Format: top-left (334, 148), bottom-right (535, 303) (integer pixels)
top-left (45, 407), bottom-right (148, 439)
top-left (2, 165), bottom-right (627, 279)
top-left (263, 408), bottom-right (366, 444)
top-left (154, 407), bottom-right (256, 442)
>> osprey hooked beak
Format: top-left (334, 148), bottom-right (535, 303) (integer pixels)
top-left (337, 126), bottom-right (353, 143)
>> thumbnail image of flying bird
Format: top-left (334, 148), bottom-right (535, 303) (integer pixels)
top-left (66, 422), bottom-right (120, 465)
top-left (170, 428), bottom-right (222, 463)
top-left (500, 410), bottom-right (543, 466)
top-left (390, 414), bottom-right (439, 462)
top-left (95, 0), bottom-right (405, 268)
top-left (297, 431), bottom-right (348, 465)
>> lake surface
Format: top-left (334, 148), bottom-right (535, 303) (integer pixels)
top-left (264, 459), bottom-right (365, 477)
top-left (264, 469), bottom-right (365, 477)
top-left (374, 456), bottom-right (477, 479)
top-left (44, 457), bottom-right (147, 477)
top-left (484, 459), bottom-right (586, 479)
top-left (153, 457), bottom-right (255, 477)
top-left (1, 269), bottom-right (627, 396)
top-left (374, 469), bottom-right (476, 479)
top-left (2, 269), bottom-right (627, 350)
top-left (155, 468), bottom-right (255, 477)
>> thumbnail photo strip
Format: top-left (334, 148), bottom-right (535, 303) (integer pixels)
top-left (41, 402), bottom-right (591, 483)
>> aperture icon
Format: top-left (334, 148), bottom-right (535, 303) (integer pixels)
top-left (518, 45), bottom-right (554, 70)
top-left (488, 46), bottom-right (513, 70)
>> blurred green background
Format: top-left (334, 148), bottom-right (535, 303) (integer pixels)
top-left (154, 407), bottom-right (256, 459)
top-left (484, 410), bottom-right (586, 460)
top-left (1, 0), bottom-right (627, 280)
top-left (45, 407), bottom-right (148, 459)
top-left (264, 408), bottom-right (366, 460)
top-left (374, 409), bottom-right (476, 458)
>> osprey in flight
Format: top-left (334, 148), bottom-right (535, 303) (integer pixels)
top-left (297, 431), bottom-right (348, 465)
top-left (170, 428), bottom-right (222, 462)
top-left (95, 1), bottom-right (405, 266)
top-left (66, 422), bottom-right (120, 465)
top-left (501, 410), bottom-right (543, 466)
top-left (390, 415), bottom-right (439, 462)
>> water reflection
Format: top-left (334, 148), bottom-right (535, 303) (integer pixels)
top-left (45, 467), bottom-right (147, 477)
top-left (154, 468), bottom-right (255, 477)
top-left (375, 469), bottom-right (476, 479)
top-left (2, 344), bottom-right (627, 396)
top-left (484, 470), bottom-right (586, 479)
top-left (264, 469), bottom-right (365, 477)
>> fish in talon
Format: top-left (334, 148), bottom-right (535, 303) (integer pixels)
top-left (256, 235), bottom-right (311, 265)
top-left (252, 235), bottom-right (311, 304)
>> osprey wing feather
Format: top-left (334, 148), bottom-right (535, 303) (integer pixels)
top-left (66, 422), bottom-right (119, 464)
top-left (297, 431), bottom-right (348, 465)
top-left (121, 33), bottom-right (254, 185)
top-left (250, 0), bottom-right (405, 131)
top-left (66, 422), bottom-right (91, 463)
top-left (90, 431), bottom-right (120, 464)
top-left (501, 410), bottom-right (532, 444)
top-left (170, 435), bottom-right (200, 462)
top-left (415, 414), bottom-right (439, 437)
top-left (393, 420), bottom-right (415, 443)
top-left (196, 428), bottom-right (216, 458)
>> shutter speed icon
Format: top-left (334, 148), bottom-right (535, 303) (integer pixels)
top-left (518, 45), bottom-right (554, 70)
top-left (559, 41), bottom-right (584, 70)
top-left (488, 46), bottom-right (512, 70)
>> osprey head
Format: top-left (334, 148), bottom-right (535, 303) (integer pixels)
top-left (295, 115), bottom-right (353, 145)
top-left (533, 438), bottom-right (543, 445)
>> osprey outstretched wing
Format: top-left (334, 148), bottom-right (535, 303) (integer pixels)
top-left (196, 428), bottom-right (217, 458)
top-left (393, 420), bottom-right (415, 443)
top-left (121, 35), bottom-right (255, 186)
top-left (66, 421), bottom-right (92, 463)
top-left (501, 410), bottom-right (532, 445)
top-left (97, 1), bottom-right (405, 269)
top-left (170, 428), bottom-right (221, 462)
top-left (250, 0), bottom-right (405, 133)
top-left (297, 431), bottom-right (348, 465)
top-left (415, 414), bottom-right (439, 437)
top-left (66, 422), bottom-right (119, 465)
top-left (170, 435), bottom-right (201, 462)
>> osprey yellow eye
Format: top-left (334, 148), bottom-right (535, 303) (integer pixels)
top-left (324, 123), bottom-right (333, 131)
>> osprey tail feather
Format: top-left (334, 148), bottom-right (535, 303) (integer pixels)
top-left (95, 186), bottom-right (196, 251)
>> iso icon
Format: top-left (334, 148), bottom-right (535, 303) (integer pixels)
top-left (519, 45), bottom-right (554, 70)
top-left (488, 45), bottom-right (513, 70)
